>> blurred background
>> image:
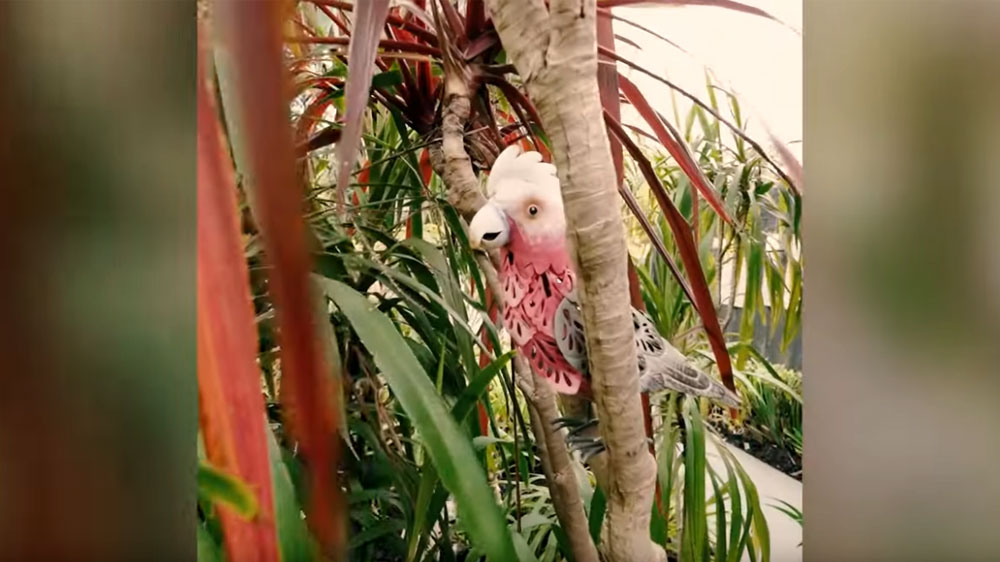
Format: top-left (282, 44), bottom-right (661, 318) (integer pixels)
top-left (806, 1), bottom-right (1000, 560)
top-left (0, 1), bottom-right (195, 560)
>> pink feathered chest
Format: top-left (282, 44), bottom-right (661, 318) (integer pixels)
top-left (498, 227), bottom-right (590, 396)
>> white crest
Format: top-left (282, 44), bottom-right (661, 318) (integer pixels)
top-left (481, 144), bottom-right (566, 244)
top-left (487, 145), bottom-right (560, 199)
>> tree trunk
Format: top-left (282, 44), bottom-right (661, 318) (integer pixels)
top-left (487, 1), bottom-right (663, 561)
top-left (430, 64), bottom-right (600, 562)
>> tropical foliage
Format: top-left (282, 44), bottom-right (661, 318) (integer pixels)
top-left (197, 1), bottom-right (802, 561)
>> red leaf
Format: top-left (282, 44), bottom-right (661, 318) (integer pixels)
top-left (598, 8), bottom-right (691, 55)
top-left (602, 45), bottom-right (801, 194)
top-left (436, 0), bottom-right (468, 48)
top-left (297, 126), bottom-right (342, 156)
top-left (466, 0), bottom-right (487, 39)
top-left (766, 128), bottom-right (803, 194)
top-left (418, 148), bottom-right (433, 186)
top-left (596, 12), bottom-right (625, 185)
top-left (295, 95), bottom-right (334, 145)
top-left (618, 74), bottom-right (733, 225)
top-left (197, 31), bottom-right (279, 562)
top-left (292, 76), bottom-right (345, 96)
top-left (314, 3), bottom-right (352, 35)
top-left (313, 1), bottom-right (440, 44)
top-left (597, 0), bottom-right (791, 30)
top-left (476, 287), bottom-right (498, 437)
top-left (285, 36), bottom-right (441, 56)
top-left (220, 0), bottom-right (344, 554)
top-left (484, 77), bottom-right (546, 158)
top-left (614, 33), bottom-right (642, 50)
top-left (358, 160), bottom-right (371, 186)
top-left (463, 30), bottom-right (498, 60)
top-left (605, 112), bottom-right (735, 393)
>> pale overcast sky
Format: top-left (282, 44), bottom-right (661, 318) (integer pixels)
top-left (614, 1), bottom-right (803, 162)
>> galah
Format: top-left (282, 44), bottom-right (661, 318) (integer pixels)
top-left (468, 145), bottom-right (739, 450)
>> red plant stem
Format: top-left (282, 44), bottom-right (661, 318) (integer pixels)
top-left (315, 3), bottom-right (352, 35)
top-left (606, 111), bottom-right (736, 398)
top-left (220, 0), bottom-right (344, 555)
top-left (285, 35), bottom-right (442, 56)
top-left (310, 0), bottom-right (441, 45)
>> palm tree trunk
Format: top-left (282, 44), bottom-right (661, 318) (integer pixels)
top-left (487, 1), bottom-right (663, 560)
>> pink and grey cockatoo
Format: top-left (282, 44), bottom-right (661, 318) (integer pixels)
top-left (468, 145), bottom-right (740, 433)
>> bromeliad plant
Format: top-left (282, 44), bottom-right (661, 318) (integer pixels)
top-left (197, 1), bottom-right (802, 561)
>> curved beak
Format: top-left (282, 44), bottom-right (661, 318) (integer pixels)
top-left (468, 201), bottom-right (510, 250)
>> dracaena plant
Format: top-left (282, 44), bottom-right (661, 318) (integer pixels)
top-left (196, 1), bottom-right (801, 562)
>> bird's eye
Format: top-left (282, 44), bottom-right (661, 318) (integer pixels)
top-left (528, 205), bottom-right (539, 216)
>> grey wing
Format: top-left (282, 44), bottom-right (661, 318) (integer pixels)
top-left (553, 289), bottom-right (589, 374)
top-left (633, 309), bottom-right (740, 408)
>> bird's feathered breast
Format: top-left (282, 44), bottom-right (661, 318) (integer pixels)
top-left (499, 228), bottom-right (588, 395)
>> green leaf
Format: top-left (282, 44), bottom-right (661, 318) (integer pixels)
top-left (512, 530), bottom-right (538, 561)
top-left (655, 399), bottom-right (680, 549)
top-left (402, 238), bottom-right (476, 371)
top-left (723, 454), bottom-right (743, 562)
top-left (588, 486), bottom-right (606, 546)
top-left (738, 237), bottom-right (764, 368)
top-left (727, 343), bottom-right (802, 404)
top-left (519, 512), bottom-right (551, 531)
top-left (198, 461), bottom-right (258, 520)
top-left (323, 280), bottom-right (526, 562)
top-left (371, 69), bottom-right (404, 90)
top-left (681, 398), bottom-right (708, 562)
top-left (770, 499), bottom-right (803, 527)
top-left (267, 431), bottom-right (317, 562)
top-left (197, 522), bottom-right (223, 562)
top-left (781, 265), bottom-right (802, 352)
top-left (717, 444), bottom-right (771, 562)
top-left (406, 470), bottom-right (438, 562)
top-left (350, 519), bottom-right (407, 549)
top-left (709, 468), bottom-right (727, 562)
top-left (451, 351), bottom-right (514, 422)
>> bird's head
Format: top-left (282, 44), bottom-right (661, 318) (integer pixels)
top-left (468, 144), bottom-right (565, 251)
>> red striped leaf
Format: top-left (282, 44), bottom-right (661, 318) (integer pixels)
top-left (619, 74), bottom-right (733, 225)
top-left (605, 112), bottom-right (735, 393)
top-left (600, 45), bottom-right (800, 194)
top-left (197, 35), bottom-right (279, 562)
top-left (219, 0), bottom-right (345, 554)
top-left (597, 11), bottom-right (625, 184)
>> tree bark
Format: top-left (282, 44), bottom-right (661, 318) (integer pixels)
top-left (487, 1), bottom-right (663, 561)
top-left (430, 68), bottom-right (599, 562)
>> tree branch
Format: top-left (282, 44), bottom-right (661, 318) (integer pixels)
top-left (487, 0), bottom-right (550, 82)
top-left (517, 357), bottom-right (600, 562)
top-left (430, 66), bottom-right (598, 562)
top-left (489, 0), bottom-right (664, 560)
